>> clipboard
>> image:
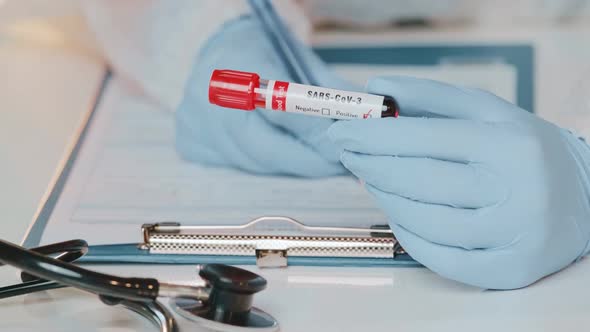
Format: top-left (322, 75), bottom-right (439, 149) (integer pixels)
top-left (21, 44), bottom-right (534, 268)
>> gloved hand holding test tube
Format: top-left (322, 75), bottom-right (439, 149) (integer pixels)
top-left (208, 69), bottom-right (400, 120)
top-left (174, 0), bottom-right (590, 290)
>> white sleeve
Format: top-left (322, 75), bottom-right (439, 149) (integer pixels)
top-left (81, 0), bottom-right (311, 111)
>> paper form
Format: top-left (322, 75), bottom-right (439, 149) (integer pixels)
top-left (39, 78), bottom-right (388, 245)
top-left (38, 59), bottom-right (518, 246)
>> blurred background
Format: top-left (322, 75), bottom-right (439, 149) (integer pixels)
top-left (0, 0), bottom-right (589, 243)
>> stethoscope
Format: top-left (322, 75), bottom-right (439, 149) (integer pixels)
top-left (0, 238), bottom-right (278, 331)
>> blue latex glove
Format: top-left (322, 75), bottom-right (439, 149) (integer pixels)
top-left (328, 76), bottom-right (590, 289)
top-left (176, 15), bottom-right (355, 177)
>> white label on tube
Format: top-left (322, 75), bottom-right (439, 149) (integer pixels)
top-left (266, 80), bottom-right (385, 120)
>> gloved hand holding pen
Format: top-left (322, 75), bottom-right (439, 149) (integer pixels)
top-left (328, 76), bottom-right (590, 289)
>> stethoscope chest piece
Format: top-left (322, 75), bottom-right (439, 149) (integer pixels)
top-left (171, 297), bottom-right (278, 332)
top-left (170, 264), bottom-right (279, 331)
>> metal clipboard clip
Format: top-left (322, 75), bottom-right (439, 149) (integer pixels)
top-left (140, 217), bottom-right (405, 268)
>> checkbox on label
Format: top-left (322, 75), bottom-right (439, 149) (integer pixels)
top-left (322, 108), bottom-right (330, 115)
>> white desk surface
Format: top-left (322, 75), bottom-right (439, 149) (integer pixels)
top-left (1, 25), bottom-right (590, 331)
top-left (0, 262), bottom-right (589, 331)
top-left (0, 42), bottom-right (106, 327)
top-left (0, 44), bottom-right (104, 244)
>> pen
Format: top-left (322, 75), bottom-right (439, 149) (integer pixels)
top-left (208, 69), bottom-right (399, 120)
top-left (247, 0), bottom-right (318, 85)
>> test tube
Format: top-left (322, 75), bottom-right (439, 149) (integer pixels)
top-left (208, 69), bottom-right (399, 120)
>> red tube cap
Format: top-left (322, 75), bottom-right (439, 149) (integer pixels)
top-left (209, 69), bottom-right (261, 111)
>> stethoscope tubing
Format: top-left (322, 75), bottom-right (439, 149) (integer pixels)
top-left (0, 239), bottom-right (159, 302)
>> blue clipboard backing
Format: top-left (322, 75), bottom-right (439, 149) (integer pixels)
top-left (22, 44), bottom-right (534, 268)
